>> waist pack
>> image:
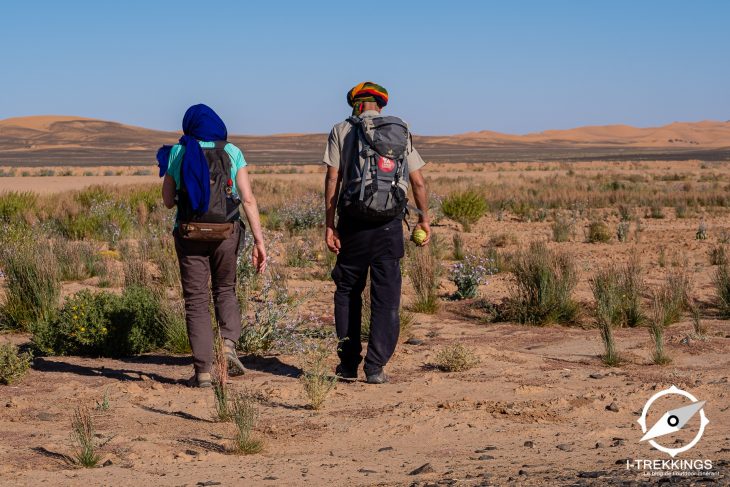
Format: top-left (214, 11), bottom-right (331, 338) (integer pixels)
top-left (339, 115), bottom-right (410, 222)
top-left (177, 141), bottom-right (241, 240)
top-left (179, 222), bottom-right (234, 241)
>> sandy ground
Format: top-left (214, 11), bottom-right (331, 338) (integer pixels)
top-left (2, 164), bottom-right (730, 486)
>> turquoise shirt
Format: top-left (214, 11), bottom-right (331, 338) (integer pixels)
top-left (167, 141), bottom-right (247, 197)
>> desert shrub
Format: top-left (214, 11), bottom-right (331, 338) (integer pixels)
top-left (617, 256), bottom-right (646, 327)
top-left (0, 240), bottom-right (60, 331)
top-left (299, 340), bottom-right (338, 410)
top-left (660, 270), bottom-right (690, 325)
top-left (109, 285), bottom-right (167, 355)
top-left (713, 263), bottom-right (730, 318)
top-left (0, 192), bottom-right (36, 222)
top-left (159, 300), bottom-right (190, 354)
top-left (696, 222), bottom-right (707, 240)
top-left (709, 244), bottom-right (727, 266)
top-left (0, 343), bottom-right (32, 385)
top-left (33, 286), bottom-right (166, 357)
top-left (229, 391), bottom-right (263, 454)
top-left (53, 239), bottom-right (101, 281)
top-left (239, 268), bottom-right (304, 355)
top-left (648, 292), bottom-right (672, 365)
top-left (616, 221), bottom-right (630, 242)
top-left (586, 220), bottom-right (611, 243)
top-left (591, 268), bottom-right (622, 366)
top-left (441, 189), bottom-right (487, 231)
top-left (55, 193), bottom-right (134, 247)
top-left (434, 343), bottom-right (479, 372)
top-left (675, 204), bottom-right (688, 219)
top-left (647, 204), bottom-right (665, 219)
top-left (71, 407), bottom-right (101, 468)
top-left (280, 193), bottom-right (323, 232)
top-left (144, 234), bottom-right (180, 289)
top-left (449, 253), bottom-right (495, 299)
top-left (120, 242), bottom-right (152, 288)
top-left (212, 335), bottom-right (231, 421)
top-left (33, 289), bottom-right (116, 356)
top-left (502, 241), bottom-right (579, 325)
top-left (406, 244), bottom-right (442, 313)
top-left (551, 216), bottom-right (574, 243)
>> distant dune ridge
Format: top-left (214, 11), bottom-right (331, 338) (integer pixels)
top-left (0, 115), bottom-right (728, 166)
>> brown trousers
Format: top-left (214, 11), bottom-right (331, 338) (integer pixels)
top-left (174, 222), bottom-right (243, 373)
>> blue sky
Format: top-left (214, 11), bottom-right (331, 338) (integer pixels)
top-left (1, 1), bottom-right (728, 135)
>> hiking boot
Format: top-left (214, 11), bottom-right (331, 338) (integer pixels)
top-left (187, 372), bottom-right (212, 388)
top-left (335, 364), bottom-right (358, 382)
top-left (224, 339), bottom-right (246, 377)
top-left (365, 369), bottom-right (388, 384)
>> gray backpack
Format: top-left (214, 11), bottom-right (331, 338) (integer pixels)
top-left (339, 115), bottom-right (409, 222)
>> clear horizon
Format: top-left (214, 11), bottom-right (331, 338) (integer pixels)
top-left (1, 1), bottom-right (729, 136)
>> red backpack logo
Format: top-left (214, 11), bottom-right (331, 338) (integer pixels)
top-left (378, 156), bottom-right (395, 173)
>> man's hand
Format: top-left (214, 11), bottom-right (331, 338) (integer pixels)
top-left (252, 242), bottom-right (267, 273)
top-left (415, 221), bottom-right (431, 245)
top-left (326, 226), bottom-right (341, 254)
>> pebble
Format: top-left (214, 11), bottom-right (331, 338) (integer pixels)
top-left (577, 471), bottom-right (606, 478)
top-left (606, 402), bottom-right (619, 412)
top-left (405, 337), bottom-right (424, 345)
top-left (589, 373), bottom-right (604, 379)
top-left (378, 446), bottom-right (394, 452)
top-left (102, 459), bottom-right (113, 467)
top-left (523, 441), bottom-right (534, 448)
top-left (595, 442), bottom-right (605, 449)
top-left (409, 463), bottom-right (434, 475)
top-left (196, 482), bottom-right (221, 486)
top-left (358, 468), bottom-right (376, 474)
top-left (556, 444), bottom-right (573, 452)
top-left (477, 455), bottom-right (495, 460)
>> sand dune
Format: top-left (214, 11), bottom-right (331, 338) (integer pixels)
top-left (0, 115), bottom-right (728, 166)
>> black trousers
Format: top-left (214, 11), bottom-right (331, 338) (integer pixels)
top-left (332, 216), bottom-right (404, 375)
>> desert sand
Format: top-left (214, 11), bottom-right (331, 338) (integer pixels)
top-left (1, 160), bottom-right (729, 486)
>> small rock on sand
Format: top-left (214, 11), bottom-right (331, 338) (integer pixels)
top-left (556, 444), bottom-right (573, 452)
top-left (409, 463), bottom-right (434, 475)
top-left (606, 402), bottom-right (620, 412)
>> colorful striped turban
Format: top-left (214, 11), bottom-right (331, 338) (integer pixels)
top-left (347, 81), bottom-right (389, 116)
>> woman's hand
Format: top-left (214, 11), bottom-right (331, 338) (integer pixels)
top-left (252, 242), bottom-right (267, 273)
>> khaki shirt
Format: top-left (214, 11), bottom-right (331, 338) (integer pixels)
top-left (322, 110), bottom-right (426, 194)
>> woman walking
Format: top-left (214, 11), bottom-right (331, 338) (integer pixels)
top-left (157, 104), bottom-right (267, 387)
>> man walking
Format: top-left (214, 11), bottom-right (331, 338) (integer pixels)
top-left (323, 82), bottom-right (430, 384)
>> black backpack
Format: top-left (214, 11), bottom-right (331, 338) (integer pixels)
top-left (339, 115), bottom-right (410, 222)
top-left (177, 141), bottom-right (240, 224)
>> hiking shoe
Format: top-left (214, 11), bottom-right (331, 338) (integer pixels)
top-left (187, 372), bottom-right (212, 388)
top-left (224, 339), bottom-right (246, 377)
top-left (335, 364), bottom-right (358, 382)
top-left (365, 370), bottom-right (388, 384)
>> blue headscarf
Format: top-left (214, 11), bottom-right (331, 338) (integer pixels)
top-left (156, 104), bottom-right (228, 215)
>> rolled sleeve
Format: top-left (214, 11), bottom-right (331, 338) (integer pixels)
top-left (406, 134), bottom-right (426, 172)
top-left (322, 127), bottom-right (341, 168)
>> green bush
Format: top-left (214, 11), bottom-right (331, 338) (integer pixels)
top-left (0, 241), bottom-right (60, 331)
top-left (441, 190), bottom-right (487, 231)
top-left (0, 343), bottom-right (32, 385)
top-left (33, 286), bottom-right (166, 357)
top-left (714, 263), bottom-right (730, 318)
top-left (501, 241), bottom-right (579, 325)
top-left (0, 192), bottom-right (36, 222)
top-left (33, 289), bottom-right (116, 356)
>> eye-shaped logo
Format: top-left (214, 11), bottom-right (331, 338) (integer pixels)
top-left (378, 157), bottom-right (395, 173)
top-left (637, 385), bottom-right (709, 458)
